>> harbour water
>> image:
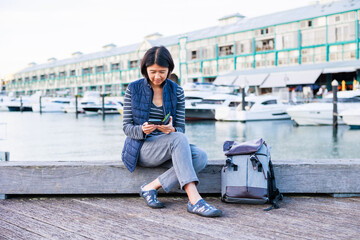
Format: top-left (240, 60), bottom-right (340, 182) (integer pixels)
top-left (0, 111), bottom-right (359, 161)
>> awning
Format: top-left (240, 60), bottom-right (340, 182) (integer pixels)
top-left (285, 69), bottom-right (322, 85)
top-left (260, 70), bottom-right (322, 88)
top-left (260, 72), bottom-right (287, 88)
top-left (213, 75), bottom-right (238, 85)
top-left (233, 73), bottom-right (269, 87)
top-left (323, 67), bottom-right (356, 73)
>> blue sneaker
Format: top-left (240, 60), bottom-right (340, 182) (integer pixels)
top-left (187, 199), bottom-right (222, 217)
top-left (140, 184), bottom-right (164, 209)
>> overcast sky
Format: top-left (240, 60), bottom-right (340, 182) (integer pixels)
top-left (0, 0), bottom-right (312, 78)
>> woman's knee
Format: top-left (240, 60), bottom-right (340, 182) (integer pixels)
top-left (191, 146), bottom-right (208, 172)
top-left (170, 132), bottom-right (189, 146)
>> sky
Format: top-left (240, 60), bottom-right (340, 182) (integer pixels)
top-left (0, 0), bottom-right (312, 79)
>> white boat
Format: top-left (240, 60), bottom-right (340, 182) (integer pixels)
top-left (185, 94), bottom-right (242, 120)
top-left (32, 97), bottom-right (71, 113)
top-left (340, 109), bottom-right (360, 128)
top-left (63, 91), bottom-right (101, 113)
top-left (7, 95), bottom-right (35, 112)
top-left (286, 90), bottom-right (360, 125)
top-left (215, 95), bottom-right (290, 122)
top-left (0, 95), bottom-right (14, 111)
top-left (83, 100), bottom-right (123, 115)
top-left (184, 91), bottom-right (211, 107)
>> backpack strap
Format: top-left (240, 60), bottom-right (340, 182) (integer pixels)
top-left (264, 160), bottom-right (283, 211)
top-left (264, 190), bottom-right (283, 211)
top-left (224, 158), bottom-right (238, 171)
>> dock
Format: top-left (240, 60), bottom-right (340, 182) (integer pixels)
top-left (0, 195), bottom-right (359, 239)
top-left (0, 159), bottom-right (359, 239)
top-left (0, 159), bottom-right (360, 196)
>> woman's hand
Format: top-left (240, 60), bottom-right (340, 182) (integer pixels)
top-left (142, 122), bottom-right (157, 135)
top-left (157, 116), bottom-right (175, 134)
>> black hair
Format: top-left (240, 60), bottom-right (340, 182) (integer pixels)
top-left (169, 73), bottom-right (179, 85)
top-left (140, 46), bottom-right (174, 79)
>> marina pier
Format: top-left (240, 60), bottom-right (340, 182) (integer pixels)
top-left (1, 159), bottom-right (359, 197)
top-left (0, 159), bottom-right (360, 239)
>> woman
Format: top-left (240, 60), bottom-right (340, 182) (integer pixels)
top-left (122, 46), bottom-right (222, 217)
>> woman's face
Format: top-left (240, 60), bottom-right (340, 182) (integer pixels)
top-left (147, 64), bottom-right (169, 87)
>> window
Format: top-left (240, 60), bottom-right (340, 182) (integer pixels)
top-left (301, 28), bottom-right (326, 46)
top-left (262, 100), bottom-right (277, 105)
top-left (202, 60), bottom-right (217, 75)
top-left (129, 60), bottom-right (139, 68)
top-left (301, 48), bottom-right (314, 64)
top-left (203, 77), bottom-right (216, 83)
top-left (201, 46), bottom-right (216, 59)
top-left (70, 70), bottom-right (76, 76)
top-left (17, 78), bottom-right (22, 82)
top-left (82, 67), bottom-right (93, 75)
top-left (96, 65), bottom-right (104, 73)
top-left (218, 45), bottom-right (234, 56)
top-left (276, 32), bottom-right (298, 50)
top-left (255, 39), bottom-right (274, 51)
top-left (218, 58), bottom-right (234, 72)
top-left (49, 73), bottom-right (56, 78)
top-left (25, 77), bottom-right (30, 82)
top-left (236, 56), bottom-right (254, 70)
top-left (191, 50), bottom-right (198, 59)
top-left (187, 62), bottom-right (201, 75)
top-left (278, 51), bottom-right (299, 66)
top-left (59, 71), bottom-right (66, 77)
top-left (40, 74), bottom-right (47, 80)
top-left (328, 22), bottom-right (356, 43)
top-left (32, 76), bottom-right (37, 81)
top-left (111, 63), bottom-right (120, 71)
top-left (228, 101), bottom-right (241, 107)
top-left (255, 53), bottom-right (275, 68)
top-left (236, 40), bottom-right (252, 54)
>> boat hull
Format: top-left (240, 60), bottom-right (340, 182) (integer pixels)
top-left (8, 106), bottom-right (32, 112)
top-left (215, 107), bottom-right (290, 122)
top-left (340, 109), bottom-right (360, 128)
top-left (185, 109), bottom-right (215, 120)
top-left (286, 103), bottom-right (359, 125)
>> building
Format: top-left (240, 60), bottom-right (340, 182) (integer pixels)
top-left (5, 0), bottom-right (360, 96)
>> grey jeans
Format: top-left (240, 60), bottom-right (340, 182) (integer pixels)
top-left (138, 132), bottom-right (208, 193)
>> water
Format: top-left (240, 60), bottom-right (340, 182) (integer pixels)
top-left (0, 111), bottom-right (359, 161)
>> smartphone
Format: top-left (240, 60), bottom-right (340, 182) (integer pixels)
top-left (148, 113), bottom-right (171, 125)
top-left (148, 119), bottom-right (163, 125)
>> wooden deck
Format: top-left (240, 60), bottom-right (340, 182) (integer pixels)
top-left (0, 195), bottom-right (359, 239)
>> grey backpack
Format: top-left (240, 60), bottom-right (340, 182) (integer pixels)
top-left (221, 138), bottom-right (282, 211)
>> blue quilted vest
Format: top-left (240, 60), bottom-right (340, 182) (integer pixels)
top-left (121, 78), bottom-right (178, 172)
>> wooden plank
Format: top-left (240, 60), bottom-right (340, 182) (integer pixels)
top-left (0, 205), bottom-right (91, 240)
top-left (1, 196), bottom-right (359, 239)
top-left (0, 219), bottom-right (47, 240)
top-left (0, 159), bottom-right (359, 195)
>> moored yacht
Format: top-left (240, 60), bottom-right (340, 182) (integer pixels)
top-left (7, 96), bottom-right (34, 112)
top-left (286, 90), bottom-right (360, 125)
top-left (215, 95), bottom-right (290, 122)
top-left (185, 94), bottom-right (241, 120)
top-left (340, 108), bottom-right (360, 128)
top-left (32, 97), bottom-right (71, 113)
top-left (83, 100), bottom-right (123, 115)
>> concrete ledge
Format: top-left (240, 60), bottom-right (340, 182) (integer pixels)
top-left (0, 159), bottom-right (359, 195)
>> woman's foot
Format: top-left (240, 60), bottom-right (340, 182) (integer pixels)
top-left (140, 183), bottom-right (164, 209)
top-left (187, 199), bottom-right (222, 217)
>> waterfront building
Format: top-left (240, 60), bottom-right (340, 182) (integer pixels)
top-left (4, 0), bottom-right (360, 96)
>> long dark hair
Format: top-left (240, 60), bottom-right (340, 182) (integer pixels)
top-left (140, 46), bottom-right (174, 79)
